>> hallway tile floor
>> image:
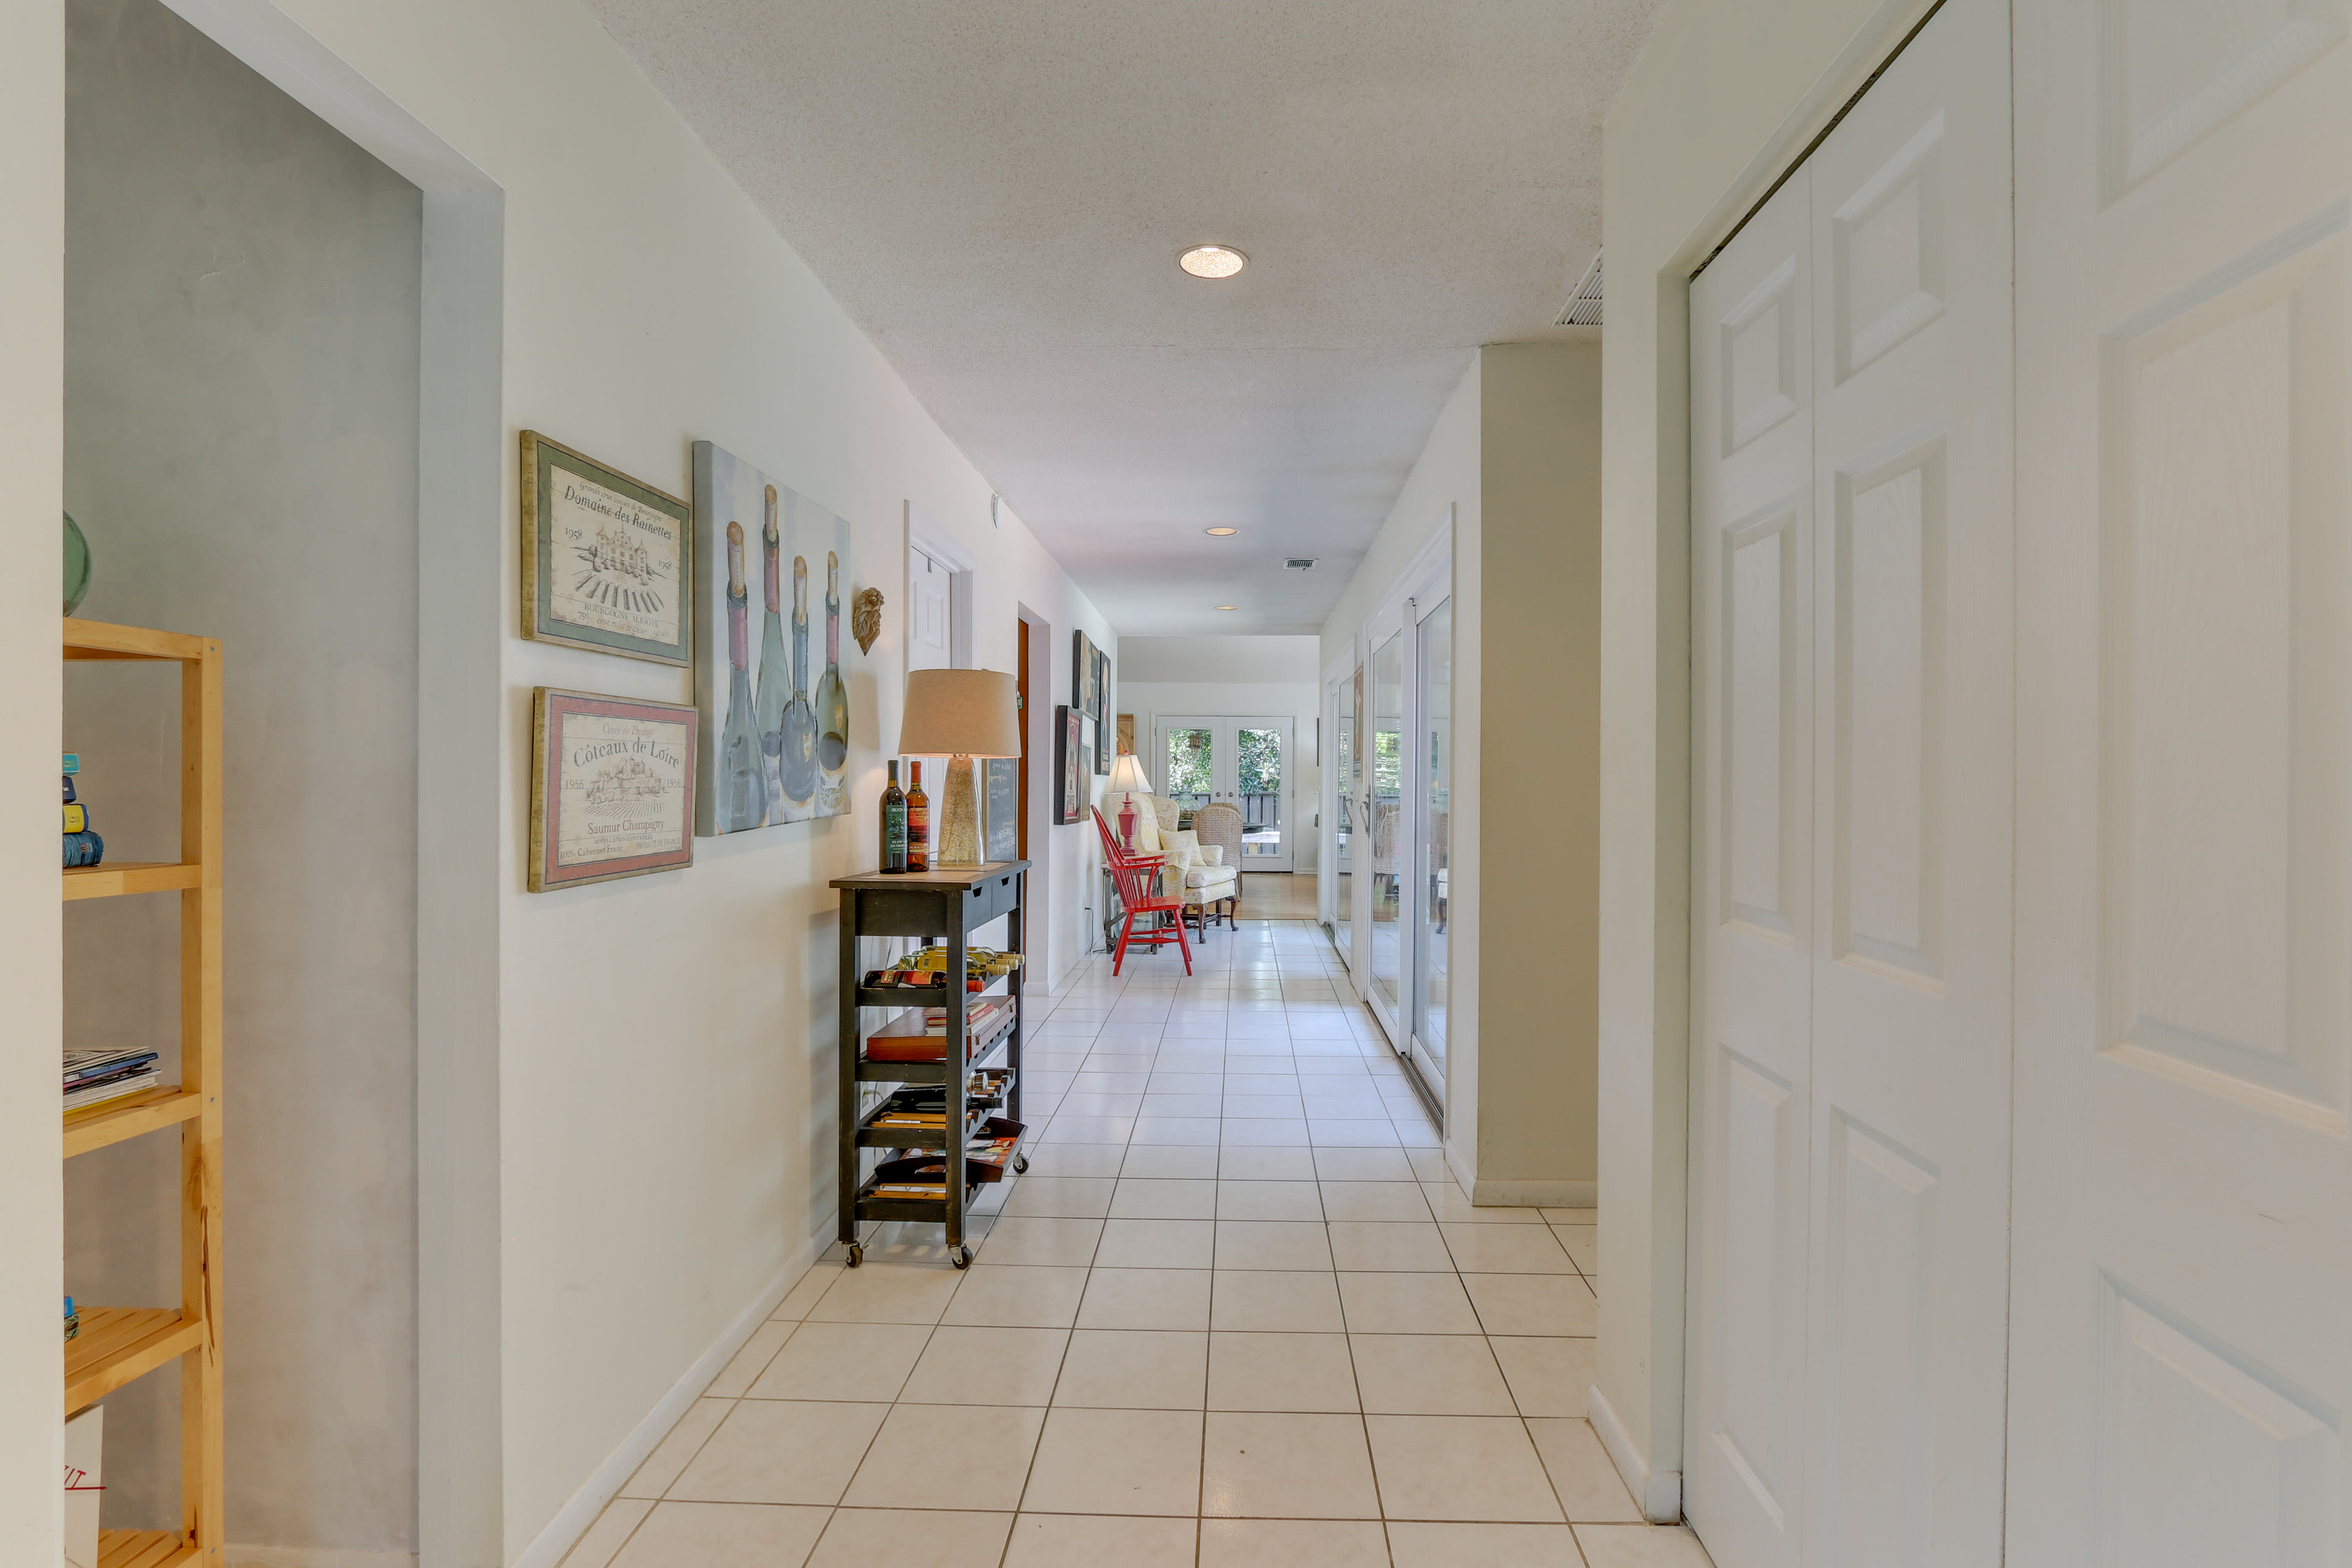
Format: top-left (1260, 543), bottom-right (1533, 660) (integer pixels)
top-left (564, 922), bottom-right (1712, 1567)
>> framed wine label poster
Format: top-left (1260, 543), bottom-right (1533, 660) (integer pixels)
top-left (690, 440), bottom-right (855, 836)
top-left (1055, 704), bottom-right (1086, 824)
top-left (529, 688), bottom-right (698, 891)
top-left (521, 432), bottom-right (692, 666)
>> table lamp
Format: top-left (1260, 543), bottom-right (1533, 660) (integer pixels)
top-left (1106, 752), bottom-right (1151, 849)
top-left (900, 668), bottom-right (1023, 867)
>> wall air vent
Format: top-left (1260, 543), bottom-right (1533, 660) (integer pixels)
top-left (1555, 251), bottom-right (1603, 327)
top-left (1284, 559), bottom-right (1317, 571)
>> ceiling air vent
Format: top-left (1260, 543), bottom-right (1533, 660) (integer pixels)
top-left (1555, 251), bottom-right (1603, 327)
top-left (1284, 558), bottom-right (1317, 571)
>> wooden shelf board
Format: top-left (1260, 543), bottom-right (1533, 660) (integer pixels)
top-left (66, 1307), bottom-right (206, 1415)
top-left (65, 1087), bottom-right (201, 1158)
top-left (63, 862), bottom-right (203, 901)
top-left (64, 617), bottom-right (211, 662)
top-left (98, 1529), bottom-right (197, 1568)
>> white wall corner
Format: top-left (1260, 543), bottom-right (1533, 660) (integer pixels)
top-left (1588, 1381), bottom-right (1682, 1525)
top-left (508, 1237), bottom-right (821, 1568)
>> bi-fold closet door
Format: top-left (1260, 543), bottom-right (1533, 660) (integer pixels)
top-left (1684, 0), bottom-right (2014, 1562)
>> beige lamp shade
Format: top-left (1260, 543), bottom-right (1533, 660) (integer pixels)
top-left (1106, 752), bottom-right (1151, 795)
top-left (900, 668), bottom-right (1023, 757)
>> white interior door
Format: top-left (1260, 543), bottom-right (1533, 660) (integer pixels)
top-left (1324, 662), bottom-right (1359, 961)
top-left (2008, 0), bottom-right (2352, 1561)
top-left (1686, 2), bottom-right (2014, 1562)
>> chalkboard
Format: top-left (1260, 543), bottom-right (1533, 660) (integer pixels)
top-left (985, 757), bottom-right (1020, 861)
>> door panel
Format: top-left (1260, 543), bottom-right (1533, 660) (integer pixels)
top-left (1367, 635), bottom-right (1406, 1028)
top-left (1689, 2), bottom-right (2013, 1562)
top-left (2010, 0), bottom-right (2352, 1556)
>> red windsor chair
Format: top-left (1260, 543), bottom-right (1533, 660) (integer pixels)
top-left (1092, 807), bottom-right (1193, 976)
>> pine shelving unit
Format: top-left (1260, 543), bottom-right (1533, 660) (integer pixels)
top-left (63, 617), bottom-right (224, 1568)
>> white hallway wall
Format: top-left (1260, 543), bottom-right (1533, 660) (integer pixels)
top-left (1593, 0), bottom-right (1942, 1521)
top-left (4, 0), bottom-right (1117, 1561)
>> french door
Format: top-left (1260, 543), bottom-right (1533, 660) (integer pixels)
top-left (1153, 717), bottom-right (1296, 873)
top-left (1685, 0), bottom-right (2014, 1561)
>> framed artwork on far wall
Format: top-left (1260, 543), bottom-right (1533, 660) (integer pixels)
top-left (1093, 646), bottom-right (1112, 723)
top-left (1055, 704), bottom-right (1086, 825)
top-left (1093, 714), bottom-right (1110, 775)
top-left (529, 687), bottom-right (697, 892)
top-left (521, 432), bottom-right (693, 666)
top-left (1074, 630), bottom-right (1099, 720)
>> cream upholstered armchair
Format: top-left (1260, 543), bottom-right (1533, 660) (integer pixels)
top-left (1115, 791), bottom-right (1238, 933)
top-left (1184, 802), bottom-right (1245, 930)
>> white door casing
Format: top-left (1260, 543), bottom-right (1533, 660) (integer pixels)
top-left (2008, 0), bottom-right (2352, 1561)
top-left (1686, 1), bottom-right (2015, 1562)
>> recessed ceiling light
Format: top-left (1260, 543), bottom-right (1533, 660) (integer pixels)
top-left (1215, 605), bottom-right (1238, 611)
top-left (1178, 244), bottom-right (1247, 280)
top-left (1205, 527), bottom-right (1238, 537)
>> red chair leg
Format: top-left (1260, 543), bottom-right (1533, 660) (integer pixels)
top-left (1172, 905), bottom-right (1193, 974)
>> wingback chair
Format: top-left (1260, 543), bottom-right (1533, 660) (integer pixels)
top-left (1186, 802), bottom-right (1245, 930)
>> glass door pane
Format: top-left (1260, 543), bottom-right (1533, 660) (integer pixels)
top-left (1412, 600), bottom-right (1452, 1090)
top-left (1238, 724), bottom-right (1286, 867)
top-left (1163, 725), bottom-right (1213, 815)
top-left (1332, 673), bottom-right (1357, 959)
top-left (1368, 633), bottom-right (1405, 1020)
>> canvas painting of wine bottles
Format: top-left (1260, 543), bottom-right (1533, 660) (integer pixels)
top-left (690, 440), bottom-right (855, 835)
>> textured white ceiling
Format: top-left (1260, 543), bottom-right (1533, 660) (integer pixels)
top-left (587, 0), bottom-right (1657, 633)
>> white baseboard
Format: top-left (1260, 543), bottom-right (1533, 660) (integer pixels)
top-left (1471, 1178), bottom-right (1597, 1207)
top-left (1588, 1381), bottom-right (1682, 1524)
top-left (510, 1235), bottom-right (821, 1568)
top-left (227, 1550), bottom-right (415, 1567)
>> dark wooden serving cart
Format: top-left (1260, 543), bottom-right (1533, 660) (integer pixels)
top-left (831, 861), bottom-right (1029, 1268)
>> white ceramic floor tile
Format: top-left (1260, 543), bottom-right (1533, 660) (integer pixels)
top-left (1384, 1520), bottom-right (1588, 1567)
top-left (746, 1321), bottom-right (932, 1402)
top-left (900, 1325), bottom-right (1069, 1406)
top-left (1461, 1273), bottom-right (1599, 1337)
top-left (1120, 1144), bottom-right (1223, 1178)
top-left (1346, 1329), bottom-right (1519, 1417)
top-left (943, 1264), bottom-right (1090, 1329)
top-left (1199, 1517), bottom-right (1391, 1567)
top-left (669, 1400), bottom-right (889, 1506)
top-left (1002, 1513), bottom-right (1197, 1568)
top-left (1441, 1223), bottom-right (1575, 1275)
top-left (619, 1398), bottom-right (733, 1499)
top-left (1553, 1223), bottom-right (1597, 1273)
top-left (1015, 1144), bottom-right (1128, 1178)
top-left (704, 1319), bottom-right (794, 1398)
top-left (1327, 1221), bottom-right (1455, 1273)
top-left (976, 1218), bottom-right (1104, 1267)
top-left (1020, 1406), bottom-right (1205, 1516)
top-left (1319, 1182), bottom-right (1436, 1222)
top-left (807, 1262), bottom-right (966, 1324)
top-left (771, 1264), bottom-right (846, 1321)
top-left (1364, 1415), bottom-right (1565, 1523)
top-left (994, 1177), bottom-right (1117, 1220)
top-left (1219, 1145), bottom-right (1321, 1180)
top-left (842, 1401), bottom-right (1047, 1510)
top-left (1215, 1180), bottom-right (1325, 1221)
top-left (1491, 1336), bottom-right (1595, 1419)
top-left (1131, 1115), bottom-right (1226, 1146)
top-left (606, 1500), bottom-right (831, 1568)
top-left (1420, 1183), bottom-right (1547, 1223)
top-left (1200, 1411), bottom-right (1382, 1519)
top-left (1095, 1217), bottom-right (1217, 1268)
top-left (1210, 1269), bottom-right (1348, 1333)
top-left (1110, 1178), bottom-right (1220, 1219)
top-left (1311, 1148), bottom-right (1419, 1182)
top-left (1077, 1267), bottom-right (1213, 1330)
top-left (1572, 1523), bottom-right (1717, 1566)
top-left (804, 1507), bottom-right (1012, 1567)
top-left (1218, 1118), bottom-right (1314, 1147)
top-left (1215, 1219), bottom-right (1336, 1270)
top-left (1526, 1417), bottom-right (1640, 1521)
top-left (559, 1496), bottom-right (652, 1568)
top-left (1207, 1331), bottom-right (1360, 1412)
top-left (1052, 1328), bottom-right (1209, 1409)
top-left (1335, 1273), bottom-right (1483, 1335)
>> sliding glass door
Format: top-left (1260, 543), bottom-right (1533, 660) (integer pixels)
top-left (1410, 597), bottom-right (1452, 1091)
top-left (1324, 662), bottom-right (1360, 962)
top-left (1365, 635), bottom-right (1406, 1027)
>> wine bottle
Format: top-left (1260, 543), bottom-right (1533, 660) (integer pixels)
top-left (880, 760), bottom-right (909, 873)
top-left (906, 760), bottom-right (930, 872)
top-left (817, 550), bottom-right (850, 779)
top-left (780, 556), bottom-right (820, 807)
top-left (718, 521), bottom-right (763, 830)
top-left (753, 488), bottom-right (791, 824)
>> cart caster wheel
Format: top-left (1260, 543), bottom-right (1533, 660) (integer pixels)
top-left (1012, 1155), bottom-right (1030, 1175)
top-left (845, 1243), bottom-right (865, 1268)
top-left (952, 1245), bottom-right (974, 1269)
